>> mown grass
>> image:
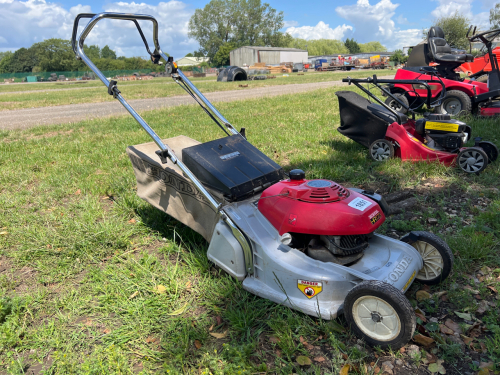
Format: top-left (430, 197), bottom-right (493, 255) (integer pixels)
top-left (0, 85), bottom-right (499, 374)
top-left (0, 70), bottom-right (386, 111)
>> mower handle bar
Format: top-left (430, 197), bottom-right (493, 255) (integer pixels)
top-left (342, 77), bottom-right (437, 124)
top-left (72, 13), bottom-right (253, 274)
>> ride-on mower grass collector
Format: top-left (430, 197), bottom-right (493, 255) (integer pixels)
top-left (336, 75), bottom-right (498, 174)
top-left (73, 12), bottom-right (456, 349)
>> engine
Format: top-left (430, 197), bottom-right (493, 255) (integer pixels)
top-left (414, 114), bottom-right (471, 151)
top-left (257, 171), bottom-right (385, 265)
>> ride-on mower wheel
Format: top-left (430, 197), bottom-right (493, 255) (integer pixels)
top-left (384, 94), bottom-right (409, 114)
top-left (344, 281), bottom-right (415, 349)
top-left (369, 139), bottom-right (394, 161)
top-left (475, 74), bottom-right (489, 84)
top-left (436, 90), bottom-right (472, 116)
top-left (479, 141), bottom-right (499, 163)
top-left (400, 231), bottom-right (454, 285)
top-left (457, 147), bottom-right (489, 174)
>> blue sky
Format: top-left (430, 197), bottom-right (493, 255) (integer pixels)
top-left (0, 0), bottom-right (497, 58)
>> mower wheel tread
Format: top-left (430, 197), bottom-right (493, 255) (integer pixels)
top-left (384, 93), bottom-right (409, 114)
top-left (436, 90), bottom-right (472, 115)
top-left (475, 74), bottom-right (489, 84)
top-left (344, 280), bottom-right (416, 349)
top-left (400, 231), bottom-right (454, 285)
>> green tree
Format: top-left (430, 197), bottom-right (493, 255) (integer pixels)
top-left (188, 0), bottom-right (289, 59)
top-left (101, 45), bottom-right (117, 59)
top-left (213, 42), bottom-right (236, 66)
top-left (7, 47), bottom-right (38, 73)
top-left (185, 52), bottom-right (194, 57)
top-left (424, 11), bottom-right (470, 50)
top-left (491, 3), bottom-right (500, 29)
top-left (390, 49), bottom-right (408, 64)
top-left (31, 39), bottom-right (79, 72)
top-left (0, 51), bottom-right (13, 73)
top-left (344, 38), bottom-right (361, 54)
top-left (359, 41), bottom-right (387, 53)
top-left (286, 38), bottom-right (348, 55)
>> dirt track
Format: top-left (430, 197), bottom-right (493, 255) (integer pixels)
top-left (0, 76), bottom-right (394, 131)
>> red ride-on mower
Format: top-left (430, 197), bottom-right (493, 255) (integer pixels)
top-left (387, 26), bottom-right (500, 116)
top-left (337, 76), bottom-right (498, 173)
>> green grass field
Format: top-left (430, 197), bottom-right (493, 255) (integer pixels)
top-left (0, 85), bottom-right (499, 374)
top-left (0, 70), bottom-right (386, 111)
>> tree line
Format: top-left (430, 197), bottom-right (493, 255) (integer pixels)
top-left (0, 39), bottom-right (163, 74)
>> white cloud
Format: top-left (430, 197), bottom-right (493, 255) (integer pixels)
top-left (285, 21), bottom-right (353, 40)
top-left (283, 20), bottom-right (299, 28)
top-left (430, 0), bottom-right (472, 19)
top-left (0, 0), bottom-right (197, 58)
top-left (396, 14), bottom-right (408, 24)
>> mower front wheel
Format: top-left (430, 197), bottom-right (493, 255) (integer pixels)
top-left (369, 139), bottom-right (394, 162)
top-left (344, 281), bottom-right (415, 349)
top-left (384, 94), bottom-right (409, 114)
top-left (400, 231), bottom-right (454, 285)
top-left (457, 147), bottom-right (489, 174)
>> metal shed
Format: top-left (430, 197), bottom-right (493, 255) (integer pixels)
top-left (230, 46), bottom-right (308, 67)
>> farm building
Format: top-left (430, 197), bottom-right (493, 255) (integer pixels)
top-left (230, 46), bottom-right (308, 67)
top-left (176, 56), bottom-right (210, 67)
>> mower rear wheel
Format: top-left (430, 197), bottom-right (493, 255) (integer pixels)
top-left (479, 141), bottom-right (499, 163)
top-left (384, 94), bottom-right (409, 114)
top-left (475, 74), bottom-right (489, 84)
top-left (436, 90), bottom-right (472, 116)
top-left (369, 139), bottom-right (394, 162)
top-left (344, 281), bottom-right (415, 349)
top-left (457, 147), bottom-right (489, 173)
top-left (400, 231), bottom-right (454, 285)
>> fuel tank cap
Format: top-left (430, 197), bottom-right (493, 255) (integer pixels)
top-left (289, 169), bottom-right (305, 180)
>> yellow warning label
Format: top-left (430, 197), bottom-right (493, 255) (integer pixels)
top-left (298, 280), bottom-right (323, 299)
top-left (402, 270), bottom-right (416, 292)
top-left (425, 121), bottom-right (459, 132)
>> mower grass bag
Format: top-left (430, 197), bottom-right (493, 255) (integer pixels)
top-left (126, 135), bottom-right (220, 242)
top-left (336, 91), bottom-right (390, 148)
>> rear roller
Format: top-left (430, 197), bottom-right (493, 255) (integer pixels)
top-left (478, 141), bottom-right (499, 163)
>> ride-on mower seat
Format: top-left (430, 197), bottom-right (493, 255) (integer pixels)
top-left (427, 26), bottom-right (473, 64)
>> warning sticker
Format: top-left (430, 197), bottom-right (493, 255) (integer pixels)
top-left (369, 210), bottom-right (382, 225)
top-left (297, 280), bottom-right (323, 299)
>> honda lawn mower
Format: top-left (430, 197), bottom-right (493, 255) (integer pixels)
top-left (389, 26), bottom-right (500, 116)
top-left (336, 75), bottom-right (498, 173)
top-left (73, 12), bottom-right (456, 349)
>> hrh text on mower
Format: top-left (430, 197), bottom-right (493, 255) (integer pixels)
top-left (336, 75), bottom-right (498, 174)
top-left (73, 12), bottom-right (455, 349)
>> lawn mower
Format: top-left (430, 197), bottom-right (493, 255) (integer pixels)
top-left (388, 26), bottom-right (500, 116)
top-left (336, 75), bottom-right (498, 173)
top-left (73, 12), bottom-right (456, 349)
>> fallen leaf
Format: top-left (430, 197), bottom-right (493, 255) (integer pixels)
top-left (0, 231), bottom-right (8, 235)
top-left (129, 291), bottom-right (139, 299)
top-left (487, 285), bottom-right (498, 294)
top-left (341, 353), bottom-right (348, 360)
top-left (128, 218), bottom-right (136, 224)
top-left (313, 356), bottom-right (325, 363)
top-left (146, 336), bottom-right (159, 344)
top-left (373, 366), bottom-right (381, 374)
top-left (416, 290), bottom-right (432, 301)
top-left (439, 324), bottom-right (454, 335)
top-left (168, 302), bottom-right (188, 316)
top-left (75, 189), bottom-right (81, 195)
top-left (444, 319), bottom-right (461, 334)
top-left (460, 335), bottom-right (473, 345)
top-left (477, 300), bottom-right (489, 314)
top-left (455, 311), bottom-right (472, 320)
top-left (153, 285), bottom-right (167, 294)
top-left (194, 339), bottom-right (202, 349)
top-left (339, 364), bottom-right (350, 375)
top-left (477, 369), bottom-right (489, 375)
top-left (296, 356), bottom-right (312, 366)
top-left (269, 336), bottom-right (279, 344)
top-left (102, 328), bottom-right (111, 334)
top-left (299, 336), bottom-right (305, 343)
top-left (209, 325), bottom-right (214, 332)
top-left (428, 359), bottom-right (446, 374)
top-left (479, 342), bottom-right (487, 353)
top-left (426, 352), bottom-right (438, 363)
top-left (216, 316), bottom-right (222, 325)
top-left (209, 330), bottom-right (228, 339)
top-left (399, 347), bottom-right (406, 354)
top-left (433, 291), bottom-right (447, 298)
top-left (415, 312), bottom-right (427, 323)
top-left (464, 285), bottom-right (479, 294)
top-left (413, 334), bottom-right (435, 347)
top-left (185, 281), bottom-right (192, 289)
top-left (479, 362), bottom-right (494, 370)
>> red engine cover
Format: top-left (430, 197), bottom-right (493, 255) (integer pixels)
top-left (258, 178), bottom-right (385, 236)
